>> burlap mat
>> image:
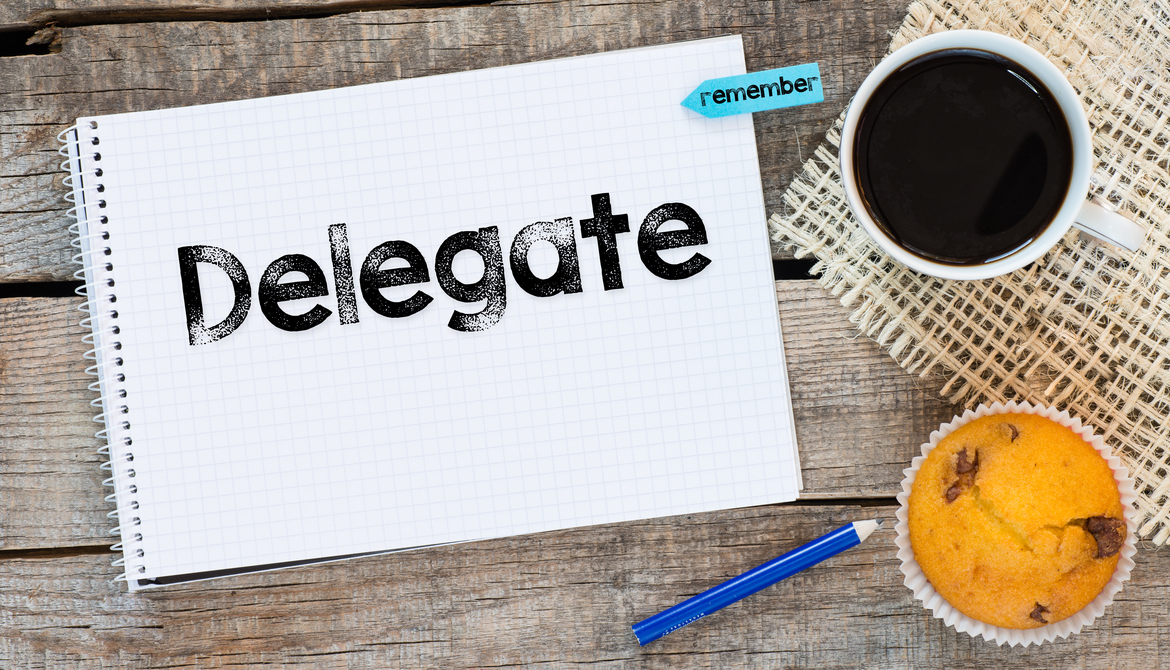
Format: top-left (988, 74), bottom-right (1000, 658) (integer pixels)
top-left (769, 0), bottom-right (1170, 543)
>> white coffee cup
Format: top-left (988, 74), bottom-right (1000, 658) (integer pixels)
top-left (840, 30), bottom-right (1144, 280)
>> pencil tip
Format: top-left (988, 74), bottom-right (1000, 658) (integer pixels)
top-left (853, 519), bottom-right (880, 542)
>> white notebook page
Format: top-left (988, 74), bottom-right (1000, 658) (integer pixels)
top-left (73, 35), bottom-right (801, 588)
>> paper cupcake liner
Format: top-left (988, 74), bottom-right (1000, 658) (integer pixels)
top-left (895, 400), bottom-right (1138, 646)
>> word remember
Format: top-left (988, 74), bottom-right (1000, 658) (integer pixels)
top-left (698, 75), bottom-right (820, 107)
top-left (680, 62), bottom-right (824, 119)
top-left (179, 194), bottom-right (712, 344)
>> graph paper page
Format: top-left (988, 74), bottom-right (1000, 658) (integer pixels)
top-left (73, 36), bottom-right (801, 587)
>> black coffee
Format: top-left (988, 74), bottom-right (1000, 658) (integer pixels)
top-left (853, 49), bottom-right (1073, 265)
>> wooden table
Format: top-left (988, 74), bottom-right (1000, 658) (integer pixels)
top-left (2, 1), bottom-right (1165, 667)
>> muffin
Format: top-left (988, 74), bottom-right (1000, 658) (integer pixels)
top-left (907, 411), bottom-right (1126, 630)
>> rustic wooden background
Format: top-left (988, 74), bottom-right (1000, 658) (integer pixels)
top-left (2, 0), bottom-right (1166, 667)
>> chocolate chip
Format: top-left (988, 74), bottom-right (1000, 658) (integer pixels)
top-left (956, 448), bottom-right (977, 474)
top-left (1029, 602), bottom-right (1049, 624)
top-left (1008, 423), bottom-right (1020, 441)
top-left (1086, 516), bottom-right (1125, 558)
top-left (945, 449), bottom-right (979, 502)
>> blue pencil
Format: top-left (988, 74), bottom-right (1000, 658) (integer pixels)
top-left (632, 519), bottom-right (880, 645)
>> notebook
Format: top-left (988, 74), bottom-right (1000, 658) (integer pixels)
top-left (60, 35), bottom-right (802, 590)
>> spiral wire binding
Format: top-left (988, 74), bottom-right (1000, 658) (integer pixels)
top-left (58, 121), bottom-right (145, 584)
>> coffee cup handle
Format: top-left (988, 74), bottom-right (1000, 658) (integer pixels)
top-left (1073, 201), bottom-right (1145, 251)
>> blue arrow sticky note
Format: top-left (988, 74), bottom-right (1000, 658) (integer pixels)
top-left (681, 63), bottom-right (824, 118)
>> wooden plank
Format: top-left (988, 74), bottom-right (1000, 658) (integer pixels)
top-left (776, 282), bottom-right (958, 497)
top-left (0, 284), bottom-right (957, 550)
top-left (0, 0), bottom-right (910, 282)
top-left (0, 503), bottom-right (1163, 668)
top-left (1, 1), bottom-right (476, 32)
top-left (0, 297), bottom-right (106, 551)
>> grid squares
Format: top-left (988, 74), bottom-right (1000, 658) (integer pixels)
top-left (80, 36), bottom-right (800, 586)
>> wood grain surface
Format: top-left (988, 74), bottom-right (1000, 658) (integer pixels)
top-left (1, 0), bottom-right (482, 32)
top-left (0, 296), bottom-right (106, 550)
top-left (0, 0), bottom-right (906, 282)
top-left (2, 504), bottom-right (1165, 669)
top-left (0, 283), bottom-right (957, 551)
top-left (4, 1), bottom-right (1154, 667)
